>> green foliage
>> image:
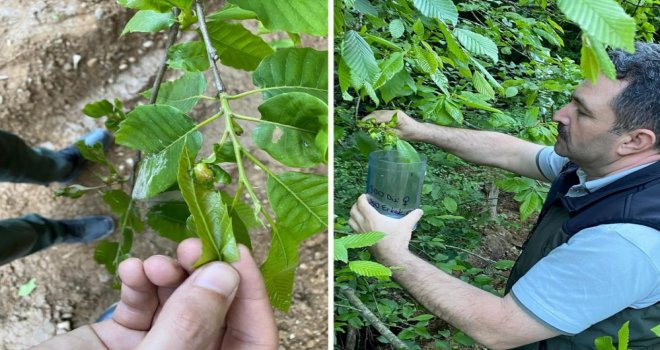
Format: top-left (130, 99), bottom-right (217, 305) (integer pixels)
top-left (77, 0), bottom-right (327, 313)
top-left (17, 278), bottom-right (37, 297)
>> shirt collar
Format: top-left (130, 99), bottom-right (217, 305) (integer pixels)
top-left (567, 162), bottom-right (657, 197)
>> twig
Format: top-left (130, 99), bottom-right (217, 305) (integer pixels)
top-left (488, 182), bottom-right (499, 220)
top-left (340, 286), bottom-right (411, 350)
top-left (196, 0), bottom-right (225, 94)
top-left (444, 244), bottom-right (497, 264)
top-left (346, 326), bottom-right (358, 350)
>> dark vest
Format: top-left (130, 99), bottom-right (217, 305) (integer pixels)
top-left (505, 161), bottom-right (660, 349)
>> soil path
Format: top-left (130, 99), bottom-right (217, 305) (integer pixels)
top-left (0, 1), bottom-right (327, 349)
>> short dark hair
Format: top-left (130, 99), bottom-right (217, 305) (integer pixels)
top-left (609, 42), bottom-right (660, 148)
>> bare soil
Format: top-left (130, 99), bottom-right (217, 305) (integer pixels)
top-left (0, 1), bottom-right (328, 349)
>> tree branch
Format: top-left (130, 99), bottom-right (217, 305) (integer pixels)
top-left (195, 0), bottom-right (225, 94)
top-left (340, 286), bottom-right (411, 350)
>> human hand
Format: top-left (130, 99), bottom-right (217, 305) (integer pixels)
top-left (34, 239), bottom-right (277, 350)
top-left (348, 194), bottom-right (423, 262)
top-left (362, 110), bottom-right (422, 141)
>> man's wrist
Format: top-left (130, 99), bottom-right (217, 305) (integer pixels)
top-left (371, 245), bottom-right (414, 266)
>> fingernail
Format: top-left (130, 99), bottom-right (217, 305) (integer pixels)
top-left (193, 262), bottom-right (239, 296)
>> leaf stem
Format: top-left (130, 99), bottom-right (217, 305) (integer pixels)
top-left (232, 114), bottom-right (315, 133)
top-left (195, 0), bottom-right (224, 94)
top-left (149, 8), bottom-right (181, 105)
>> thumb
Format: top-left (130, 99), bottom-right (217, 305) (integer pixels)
top-left (402, 209), bottom-right (423, 228)
top-left (138, 262), bottom-right (240, 350)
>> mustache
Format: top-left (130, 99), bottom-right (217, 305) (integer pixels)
top-left (557, 123), bottom-right (568, 140)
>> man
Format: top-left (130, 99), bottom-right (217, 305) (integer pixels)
top-left (349, 42), bottom-right (660, 349)
top-left (0, 129), bottom-right (115, 265)
top-left (32, 238), bottom-right (279, 350)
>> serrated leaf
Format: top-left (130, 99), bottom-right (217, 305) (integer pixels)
top-left (253, 92), bottom-right (326, 168)
top-left (252, 48), bottom-right (328, 101)
top-left (472, 72), bottom-right (495, 100)
top-left (116, 105), bottom-right (202, 199)
top-left (618, 321), bottom-right (630, 350)
top-left (219, 191), bottom-right (257, 249)
top-left (584, 35), bottom-right (616, 81)
top-left (206, 4), bottom-right (256, 21)
top-left (438, 21), bottom-right (468, 63)
top-left (94, 240), bottom-right (120, 275)
top-left (338, 58), bottom-right (353, 100)
top-left (167, 41), bottom-right (210, 72)
top-left (396, 139), bottom-right (421, 163)
top-left (349, 260), bottom-right (392, 277)
top-left (581, 43), bottom-right (600, 83)
top-left (83, 99), bottom-right (114, 118)
top-left (389, 19), bottom-right (405, 38)
top-left (103, 189), bottom-right (144, 232)
top-left (17, 278), bottom-right (37, 297)
top-left (556, 0), bottom-right (635, 52)
top-left (147, 200), bottom-right (195, 242)
top-left (342, 30), bottom-right (380, 88)
top-left (267, 172), bottom-right (327, 239)
top-left (142, 72), bottom-right (206, 113)
top-left (122, 10), bottom-right (174, 35)
top-left (337, 231), bottom-right (385, 249)
top-left (375, 52), bottom-right (404, 88)
top-left (594, 336), bottom-right (616, 350)
top-left (456, 92), bottom-right (501, 113)
top-left (334, 240), bottom-right (348, 262)
top-left (228, 0), bottom-right (327, 35)
top-left (453, 28), bottom-right (498, 63)
top-left (520, 192), bottom-right (543, 221)
top-left (178, 144), bottom-right (238, 265)
top-left (75, 141), bottom-right (109, 166)
top-left (411, 0), bottom-right (458, 25)
top-left (261, 225), bottom-right (298, 311)
top-left (206, 21), bottom-right (274, 71)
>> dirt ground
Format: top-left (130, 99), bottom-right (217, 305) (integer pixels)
top-left (0, 1), bottom-right (328, 349)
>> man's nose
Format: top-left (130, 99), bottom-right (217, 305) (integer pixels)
top-left (552, 104), bottom-right (572, 125)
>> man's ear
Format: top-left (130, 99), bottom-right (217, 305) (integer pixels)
top-left (617, 129), bottom-right (657, 155)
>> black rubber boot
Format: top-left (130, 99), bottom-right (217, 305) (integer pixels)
top-left (58, 129), bottom-right (113, 183)
top-left (58, 215), bottom-right (115, 243)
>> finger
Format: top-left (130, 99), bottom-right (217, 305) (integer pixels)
top-left (348, 218), bottom-right (358, 232)
top-left (138, 262), bottom-right (240, 350)
top-left (356, 194), bottom-right (379, 215)
top-left (222, 245), bottom-right (278, 349)
top-left (113, 258), bottom-right (159, 331)
top-left (349, 203), bottom-right (364, 224)
top-left (143, 255), bottom-right (189, 324)
top-left (177, 238), bottom-right (203, 273)
top-left (402, 209), bottom-right (424, 228)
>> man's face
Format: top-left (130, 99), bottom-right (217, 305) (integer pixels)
top-left (551, 75), bottom-right (628, 167)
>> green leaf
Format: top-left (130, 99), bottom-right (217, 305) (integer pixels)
top-left (411, 314), bottom-right (434, 321)
top-left (253, 92), bottom-right (326, 168)
top-left (261, 225), bottom-right (298, 311)
top-left (122, 10), bottom-right (174, 35)
top-left (396, 139), bottom-right (421, 163)
top-left (556, 0), bottom-right (635, 52)
top-left (206, 4), bottom-right (257, 21)
top-left (438, 21), bottom-right (468, 63)
top-left (580, 43), bottom-right (600, 83)
top-left (375, 52), bottom-right (405, 88)
top-left (94, 240), bottom-right (120, 275)
top-left (453, 332), bottom-right (475, 346)
top-left (252, 48), bottom-right (328, 102)
top-left (651, 324), bottom-right (660, 337)
top-left (580, 35), bottom-right (616, 82)
top-left (220, 191), bottom-right (257, 249)
top-left (493, 259), bottom-right (515, 270)
top-left (206, 21), bottom-right (274, 71)
top-left (389, 19), bottom-right (405, 38)
top-left (337, 231), bottom-right (385, 248)
top-left (167, 41), bottom-right (210, 72)
top-left (472, 72), bottom-right (495, 100)
top-left (178, 144), bottom-right (238, 265)
top-left (342, 30), bottom-right (380, 88)
top-left (267, 172), bottom-right (327, 239)
top-left (83, 99), bottom-right (114, 118)
top-left (17, 278), bottom-right (37, 297)
top-left (505, 87), bottom-right (519, 97)
top-left (142, 72), bottom-right (207, 113)
top-left (103, 190), bottom-right (144, 232)
top-left (117, 0), bottom-right (172, 12)
top-left (349, 260), bottom-right (392, 277)
top-left (442, 197), bottom-right (458, 213)
top-left (453, 28), bottom-right (498, 63)
top-left (617, 321), bottom-right (630, 350)
top-left (411, 0), bottom-right (458, 25)
top-left (228, 0), bottom-right (327, 35)
top-left (456, 92), bottom-right (501, 113)
top-left (520, 192), bottom-right (543, 221)
top-left (594, 336), bottom-right (616, 350)
top-left (75, 141), bottom-right (109, 166)
top-left (116, 105), bottom-right (202, 199)
top-left (54, 184), bottom-right (100, 199)
top-left (147, 200), bottom-right (195, 242)
top-left (334, 240), bottom-right (348, 262)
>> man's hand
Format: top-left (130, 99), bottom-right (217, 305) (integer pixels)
top-left (348, 194), bottom-right (423, 261)
top-left (363, 110), bottom-right (422, 141)
top-left (33, 239), bottom-right (278, 350)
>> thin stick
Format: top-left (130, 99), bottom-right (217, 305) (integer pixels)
top-left (444, 244), bottom-right (497, 264)
top-left (196, 0), bottom-right (225, 94)
top-left (340, 287), bottom-right (410, 349)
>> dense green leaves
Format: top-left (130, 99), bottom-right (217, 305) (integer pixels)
top-left (228, 0), bottom-right (328, 35)
top-left (411, 0), bottom-right (458, 25)
top-left (253, 92), bottom-right (327, 167)
top-left (453, 28), bottom-right (498, 63)
top-left (142, 72), bottom-right (207, 113)
top-left (122, 10), bottom-right (174, 35)
top-left (178, 144), bottom-right (238, 266)
top-left (206, 21), bottom-right (274, 71)
top-left (167, 41), bottom-right (210, 72)
top-left (252, 48), bottom-right (328, 101)
top-left (342, 30), bottom-right (379, 88)
top-left (557, 0), bottom-right (635, 52)
top-left (116, 105), bottom-right (202, 199)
